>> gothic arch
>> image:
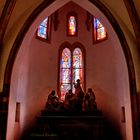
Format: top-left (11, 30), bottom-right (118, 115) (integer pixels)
top-left (2, 0), bottom-right (138, 140)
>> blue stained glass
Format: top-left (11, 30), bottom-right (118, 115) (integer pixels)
top-left (94, 18), bottom-right (97, 28)
top-left (95, 18), bottom-right (102, 29)
top-left (37, 17), bottom-right (49, 39)
top-left (61, 59), bottom-right (71, 68)
top-left (40, 26), bottom-right (46, 34)
top-left (38, 26), bottom-right (47, 38)
top-left (61, 48), bottom-right (71, 68)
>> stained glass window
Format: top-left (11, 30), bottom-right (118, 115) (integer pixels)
top-left (93, 17), bottom-right (107, 42)
top-left (60, 48), bottom-right (71, 100)
top-left (73, 48), bottom-right (83, 93)
top-left (68, 16), bottom-right (76, 35)
top-left (37, 17), bottom-right (50, 40)
top-left (60, 47), bottom-right (83, 101)
top-left (67, 12), bottom-right (77, 36)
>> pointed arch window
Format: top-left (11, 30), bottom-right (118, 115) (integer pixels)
top-left (67, 12), bottom-right (77, 36)
top-left (93, 17), bottom-right (107, 43)
top-left (59, 43), bottom-right (85, 101)
top-left (36, 16), bottom-right (51, 42)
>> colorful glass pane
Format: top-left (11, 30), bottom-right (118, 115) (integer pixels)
top-left (37, 17), bottom-right (49, 39)
top-left (72, 68), bottom-right (83, 94)
top-left (60, 84), bottom-right (71, 101)
top-left (61, 68), bottom-right (71, 83)
top-left (37, 26), bottom-right (47, 39)
top-left (73, 68), bottom-right (82, 83)
top-left (40, 18), bottom-right (48, 27)
top-left (97, 27), bottom-right (106, 40)
top-left (94, 18), bottom-right (106, 41)
top-left (73, 48), bottom-right (83, 93)
top-left (60, 47), bottom-right (83, 100)
top-left (61, 48), bottom-right (71, 68)
top-left (73, 48), bottom-right (82, 68)
top-left (68, 16), bottom-right (76, 35)
top-left (60, 48), bottom-right (71, 100)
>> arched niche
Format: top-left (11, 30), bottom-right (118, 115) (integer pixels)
top-left (2, 0), bottom-right (137, 140)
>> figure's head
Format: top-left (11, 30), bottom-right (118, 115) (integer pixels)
top-left (88, 88), bottom-right (92, 92)
top-left (51, 90), bottom-right (55, 95)
top-left (69, 89), bottom-right (72, 94)
top-left (76, 79), bottom-right (80, 83)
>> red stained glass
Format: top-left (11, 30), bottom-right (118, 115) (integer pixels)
top-left (68, 16), bottom-right (76, 35)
